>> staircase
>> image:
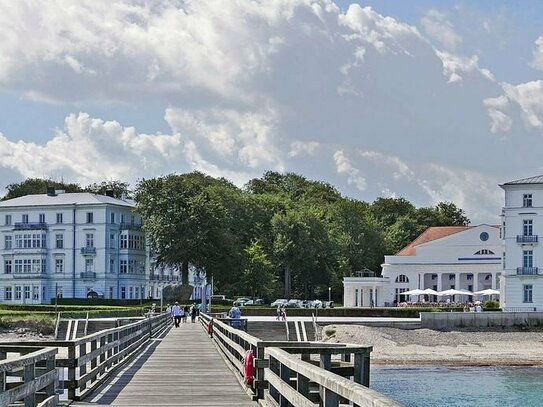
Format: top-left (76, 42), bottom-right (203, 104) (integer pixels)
top-left (246, 320), bottom-right (317, 342)
top-left (286, 320), bottom-right (316, 341)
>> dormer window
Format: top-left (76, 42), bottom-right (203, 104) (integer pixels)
top-left (523, 194), bottom-right (533, 207)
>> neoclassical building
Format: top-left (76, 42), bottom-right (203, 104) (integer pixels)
top-left (0, 190), bottom-right (204, 304)
top-left (500, 175), bottom-right (543, 310)
top-left (344, 224), bottom-right (502, 307)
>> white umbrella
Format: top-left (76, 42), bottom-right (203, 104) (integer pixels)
top-left (474, 289), bottom-right (500, 296)
top-left (437, 289), bottom-right (472, 296)
top-left (402, 289), bottom-right (425, 296)
top-left (421, 288), bottom-right (439, 295)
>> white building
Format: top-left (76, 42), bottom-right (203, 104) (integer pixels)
top-left (0, 190), bottom-right (201, 304)
top-left (500, 175), bottom-right (543, 311)
top-left (344, 225), bottom-right (502, 307)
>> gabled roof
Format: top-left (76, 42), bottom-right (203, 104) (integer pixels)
top-left (0, 193), bottom-right (134, 208)
top-left (396, 226), bottom-right (472, 256)
top-left (502, 175), bottom-right (543, 186)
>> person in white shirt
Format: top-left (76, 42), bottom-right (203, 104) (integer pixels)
top-left (172, 302), bottom-right (183, 327)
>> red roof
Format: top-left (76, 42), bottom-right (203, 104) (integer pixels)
top-left (396, 226), bottom-right (472, 256)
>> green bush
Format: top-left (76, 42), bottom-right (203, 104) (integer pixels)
top-left (483, 300), bottom-right (500, 310)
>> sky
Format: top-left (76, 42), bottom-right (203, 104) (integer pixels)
top-left (0, 0), bottom-right (542, 224)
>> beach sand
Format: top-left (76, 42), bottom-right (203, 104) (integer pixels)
top-left (321, 324), bottom-right (543, 366)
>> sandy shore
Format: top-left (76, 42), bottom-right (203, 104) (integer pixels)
top-left (322, 324), bottom-right (543, 366)
top-left (0, 328), bottom-right (53, 342)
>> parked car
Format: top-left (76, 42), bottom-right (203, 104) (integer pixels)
top-left (271, 299), bottom-right (288, 307)
top-left (234, 297), bottom-right (250, 306)
top-left (286, 299), bottom-right (303, 308)
top-left (244, 298), bottom-right (265, 306)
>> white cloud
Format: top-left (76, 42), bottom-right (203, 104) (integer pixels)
top-left (0, 113), bottom-right (182, 184)
top-left (531, 36), bottom-right (543, 70)
top-left (503, 81), bottom-right (543, 130)
top-left (420, 9), bottom-right (462, 50)
top-left (435, 51), bottom-right (495, 83)
top-left (359, 150), bottom-right (414, 180)
top-left (288, 141), bottom-right (321, 157)
top-left (483, 95), bottom-right (512, 133)
top-left (333, 150), bottom-right (366, 191)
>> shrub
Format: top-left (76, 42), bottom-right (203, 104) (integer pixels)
top-left (483, 300), bottom-right (500, 310)
top-left (324, 328), bottom-right (336, 337)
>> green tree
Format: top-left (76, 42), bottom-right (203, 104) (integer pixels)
top-left (241, 239), bottom-right (276, 300)
top-left (85, 180), bottom-right (131, 198)
top-left (3, 178), bottom-right (83, 200)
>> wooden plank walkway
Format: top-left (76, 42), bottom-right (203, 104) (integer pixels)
top-left (73, 321), bottom-right (258, 407)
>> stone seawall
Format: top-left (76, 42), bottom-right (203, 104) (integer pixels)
top-left (421, 311), bottom-right (543, 330)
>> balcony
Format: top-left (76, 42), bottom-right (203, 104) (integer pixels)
top-left (517, 235), bottom-right (538, 244)
top-left (120, 223), bottom-right (142, 231)
top-left (80, 272), bottom-right (96, 279)
top-left (14, 222), bottom-right (48, 230)
top-left (13, 272), bottom-right (46, 279)
top-left (80, 247), bottom-right (97, 255)
top-left (516, 267), bottom-right (539, 275)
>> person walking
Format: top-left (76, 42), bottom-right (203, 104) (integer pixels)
top-left (172, 302), bottom-right (182, 328)
top-left (281, 305), bottom-right (287, 321)
top-left (183, 305), bottom-right (189, 323)
top-left (191, 303), bottom-right (197, 323)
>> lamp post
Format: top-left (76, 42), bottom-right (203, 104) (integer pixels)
top-left (328, 286), bottom-right (331, 303)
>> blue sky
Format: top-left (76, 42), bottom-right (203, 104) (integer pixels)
top-left (0, 0), bottom-right (542, 224)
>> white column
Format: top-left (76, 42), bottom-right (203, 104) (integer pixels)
top-left (455, 273), bottom-right (461, 290)
top-left (372, 286), bottom-right (376, 306)
top-left (437, 273), bottom-right (443, 292)
top-left (473, 273), bottom-right (479, 292)
top-left (491, 273), bottom-right (497, 290)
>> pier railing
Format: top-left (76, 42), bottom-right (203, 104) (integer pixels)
top-left (0, 313), bottom-right (170, 402)
top-left (0, 345), bottom-right (58, 407)
top-left (199, 313), bottom-right (403, 406)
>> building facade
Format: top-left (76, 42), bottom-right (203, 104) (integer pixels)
top-left (344, 225), bottom-right (502, 307)
top-left (0, 190), bottom-right (200, 304)
top-left (500, 176), bottom-right (543, 310)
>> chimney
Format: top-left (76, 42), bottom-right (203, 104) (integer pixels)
top-left (46, 187), bottom-right (56, 197)
top-left (105, 190), bottom-right (114, 198)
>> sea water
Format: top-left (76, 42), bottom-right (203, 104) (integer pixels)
top-left (371, 366), bottom-right (543, 407)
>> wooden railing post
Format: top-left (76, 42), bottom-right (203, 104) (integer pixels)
top-left (45, 355), bottom-right (56, 398)
top-left (67, 344), bottom-right (76, 400)
top-left (90, 339), bottom-right (97, 383)
top-left (23, 363), bottom-right (35, 407)
top-left (79, 342), bottom-right (87, 391)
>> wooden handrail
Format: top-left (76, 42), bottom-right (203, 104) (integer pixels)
top-left (0, 346), bottom-right (58, 407)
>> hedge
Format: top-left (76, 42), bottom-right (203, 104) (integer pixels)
top-left (51, 298), bottom-right (156, 306)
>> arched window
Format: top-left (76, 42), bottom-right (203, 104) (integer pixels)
top-left (395, 274), bottom-right (409, 283)
top-left (474, 249), bottom-right (495, 255)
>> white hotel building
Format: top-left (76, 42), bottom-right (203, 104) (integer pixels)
top-left (344, 224), bottom-right (502, 307)
top-left (500, 175), bottom-right (543, 310)
top-left (0, 190), bottom-right (188, 304)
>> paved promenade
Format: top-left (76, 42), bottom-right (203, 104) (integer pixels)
top-left (73, 321), bottom-right (257, 407)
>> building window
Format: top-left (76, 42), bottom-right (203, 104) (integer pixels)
top-left (467, 274), bottom-right (473, 280)
top-left (354, 289), bottom-right (359, 307)
top-left (39, 213), bottom-right (45, 223)
top-left (4, 260), bottom-right (12, 274)
top-left (109, 286), bottom-right (114, 299)
top-left (86, 212), bottom-right (94, 224)
top-left (129, 286), bottom-right (133, 299)
top-left (24, 286), bottom-right (30, 300)
top-left (86, 233), bottom-right (94, 248)
top-left (135, 286), bottom-right (140, 299)
top-left (523, 284), bottom-right (533, 303)
top-left (56, 213), bottom-right (63, 223)
top-left (523, 220), bottom-right (533, 236)
top-left (33, 286), bottom-right (39, 300)
top-left (4, 236), bottom-right (12, 249)
top-left (131, 215), bottom-right (135, 225)
top-left (121, 287), bottom-right (126, 299)
top-left (503, 252), bottom-right (506, 269)
top-left (15, 286), bottom-right (21, 300)
top-left (110, 213), bottom-right (115, 224)
top-left (22, 214), bottom-right (28, 224)
top-left (85, 259), bottom-right (93, 273)
top-left (449, 274), bottom-right (455, 280)
top-left (120, 260), bottom-right (127, 274)
top-left (56, 234), bottom-right (64, 249)
top-left (120, 234), bottom-right (127, 249)
top-left (5, 215), bottom-right (11, 226)
top-left (431, 274), bottom-right (437, 280)
top-left (395, 275), bottom-right (409, 283)
top-left (120, 214), bottom-right (125, 224)
top-left (5, 287), bottom-right (12, 301)
top-left (523, 250), bottom-right (533, 268)
top-left (55, 259), bottom-right (63, 273)
top-left (523, 194), bottom-right (533, 208)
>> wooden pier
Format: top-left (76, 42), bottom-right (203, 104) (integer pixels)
top-left (72, 321), bottom-right (257, 406)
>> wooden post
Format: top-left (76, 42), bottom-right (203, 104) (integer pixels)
top-left (269, 356), bottom-right (280, 403)
top-left (324, 389), bottom-right (340, 407)
top-left (90, 339), bottom-right (97, 383)
top-left (279, 362), bottom-right (290, 407)
top-left (24, 363), bottom-right (35, 407)
top-left (256, 345), bottom-right (265, 400)
top-left (99, 336), bottom-right (106, 364)
top-left (353, 352), bottom-right (370, 387)
top-left (67, 344), bottom-right (76, 400)
top-left (79, 343), bottom-right (87, 391)
top-left (45, 355), bottom-right (56, 397)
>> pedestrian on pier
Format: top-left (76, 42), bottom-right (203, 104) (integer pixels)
top-left (191, 303), bottom-right (198, 323)
top-left (172, 302), bottom-right (183, 328)
top-left (183, 305), bottom-right (189, 323)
